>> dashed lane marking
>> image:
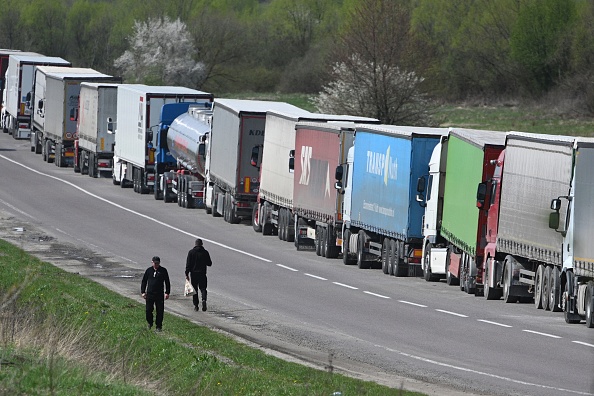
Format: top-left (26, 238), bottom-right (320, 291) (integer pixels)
top-left (477, 319), bottom-right (512, 328)
top-left (435, 309), bottom-right (468, 318)
top-left (522, 329), bottom-right (561, 339)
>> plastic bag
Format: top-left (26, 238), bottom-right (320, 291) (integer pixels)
top-left (184, 279), bottom-right (195, 297)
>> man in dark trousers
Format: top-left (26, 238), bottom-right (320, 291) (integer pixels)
top-left (185, 238), bottom-right (212, 311)
top-left (141, 256), bottom-right (170, 331)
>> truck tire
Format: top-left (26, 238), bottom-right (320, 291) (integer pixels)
top-left (484, 258), bottom-right (503, 300)
top-left (388, 239), bottom-right (397, 275)
top-left (356, 230), bottom-right (369, 269)
top-left (320, 227), bottom-right (327, 257)
top-left (534, 265), bottom-right (544, 309)
top-left (503, 260), bottom-right (518, 303)
top-left (563, 271), bottom-right (582, 324)
top-left (88, 153), bottom-right (96, 177)
top-left (287, 212), bottom-right (295, 243)
top-left (381, 239), bottom-right (390, 274)
top-left (252, 204), bottom-right (262, 232)
top-left (393, 241), bottom-right (407, 277)
top-left (315, 226), bottom-right (322, 256)
top-left (325, 226), bottom-right (339, 259)
top-left (549, 267), bottom-right (561, 312)
top-left (585, 282), bottom-right (594, 328)
top-left (542, 266), bottom-right (552, 311)
top-left (423, 244), bottom-right (438, 282)
top-left (278, 208), bottom-right (285, 241)
top-left (342, 229), bottom-right (354, 265)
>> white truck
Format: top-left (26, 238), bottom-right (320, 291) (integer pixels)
top-left (112, 84), bottom-right (213, 194)
top-left (206, 99), bottom-right (305, 223)
top-left (31, 66), bottom-right (120, 167)
top-left (74, 82), bottom-right (119, 177)
top-left (3, 53), bottom-right (70, 140)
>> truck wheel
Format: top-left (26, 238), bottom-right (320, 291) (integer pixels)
top-left (283, 210), bottom-right (291, 242)
top-left (503, 261), bottom-right (518, 303)
top-left (585, 282), bottom-right (594, 328)
top-left (88, 153), bottom-right (96, 177)
top-left (287, 212), bottom-right (295, 243)
top-left (325, 226), bottom-right (339, 259)
top-left (252, 204), bottom-right (262, 232)
top-left (393, 241), bottom-right (407, 277)
top-left (549, 267), bottom-right (561, 312)
top-left (563, 272), bottom-right (582, 324)
top-left (381, 239), bottom-right (390, 274)
top-left (342, 229), bottom-right (353, 265)
top-left (315, 226), bottom-right (322, 256)
top-left (320, 227), bottom-right (327, 258)
top-left (388, 239), bottom-right (397, 275)
top-left (278, 208), bottom-right (285, 241)
top-left (42, 140), bottom-right (47, 162)
top-left (534, 265), bottom-right (544, 309)
top-left (46, 140), bottom-right (54, 163)
top-left (356, 230), bottom-right (369, 269)
top-left (542, 266), bottom-right (552, 310)
top-left (484, 258), bottom-right (502, 300)
top-left (423, 244), bottom-right (438, 282)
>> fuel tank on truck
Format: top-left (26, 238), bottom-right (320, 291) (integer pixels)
top-left (166, 109), bottom-right (213, 176)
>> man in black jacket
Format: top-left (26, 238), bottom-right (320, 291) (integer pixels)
top-left (141, 256), bottom-right (170, 331)
top-left (185, 238), bottom-right (212, 311)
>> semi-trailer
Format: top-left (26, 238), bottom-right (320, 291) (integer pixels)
top-left (251, 111), bottom-right (378, 239)
top-left (338, 125), bottom-right (448, 274)
top-left (111, 84), bottom-right (213, 194)
top-left (417, 128), bottom-right (507, 293)
top-left (3, 53), bottom-right (70, 139)
top-left (206, 99), bottom-right (305, 223)
top-left (73, 82), bottom-right (119, 177)
top-left (550, 137), bottom-right (594, 326)
top-left (31, 66), bottom-right (120, 167)
top-left (155, 103), bottom-right (213, 208)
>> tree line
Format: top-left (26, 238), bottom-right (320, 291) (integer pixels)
top-left (1, 0), bottom-right (593, 123)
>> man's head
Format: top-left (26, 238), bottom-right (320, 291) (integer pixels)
top-left (152, 256), bottom-right (161, 266)
top-left (195, 238), bottom-right (203, 247)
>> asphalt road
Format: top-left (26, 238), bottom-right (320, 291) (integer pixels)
top-left (0, 132), bottom-right (593, 396)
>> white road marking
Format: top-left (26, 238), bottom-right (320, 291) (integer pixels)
top-left (304, 273), bottom-right (327, 280)
top-left (435, 309), bottom-right (468, 318)
top-left (398, 300), bottom-right (427, 308)
top-left (376, 344), bottom-right (593, 395)
top-left (0, 154), bottom-right (272, 263)
top-left (572, 340), bottom-right (594, 348)
top-left (333, 282), bottom-right (358, 290)
top-left (522, 329), bottom-right (561, 339)
top-left (276, 264), bottom-right (298, 271)
top-left (477, 319), bottom-right (512, 328)
top-left (363, 291), bottom-right (390, 299)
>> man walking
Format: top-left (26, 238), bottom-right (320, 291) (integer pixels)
top-left (185, 238), bottom-right (212, 311)
top-left (141, 256), bottom-right (170, 331)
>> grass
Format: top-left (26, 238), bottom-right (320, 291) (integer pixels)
top-left (221, 92), bottom-right (594, 137)
top-left (0, 239), bottom-right (422, 395)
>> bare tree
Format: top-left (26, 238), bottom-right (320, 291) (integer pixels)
top-left (114, 17), bottom-right (205, 87)
top-left (312, 0), bottom-right (435, 125)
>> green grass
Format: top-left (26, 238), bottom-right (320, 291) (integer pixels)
top-left (0, 240), bottom-right (422, 395)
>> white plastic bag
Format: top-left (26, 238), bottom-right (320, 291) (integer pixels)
top-left (184, 279), bottom-right (195, 297)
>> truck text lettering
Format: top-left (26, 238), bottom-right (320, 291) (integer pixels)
top-left (366, 147), bottom-right (397, 185)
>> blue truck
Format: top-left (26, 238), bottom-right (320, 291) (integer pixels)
top-left (337, 125), bottom-right (447, 275)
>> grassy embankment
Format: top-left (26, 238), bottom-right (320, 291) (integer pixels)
top-left (0, 240), bottom-right (422, 395)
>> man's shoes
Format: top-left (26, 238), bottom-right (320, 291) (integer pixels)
top-left (155, 327), bottom-right (162, 332)
top-left (194, 305), bottom-right (199, 311)
top-left (202, 301), bottom-right (207, 311)
top-left (147, 324), bottom-right (152, 330)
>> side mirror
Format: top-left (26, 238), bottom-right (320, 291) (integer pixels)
top-left (26, 92), bottom-right (31, 102)
top-left (335, 181), bottom-right (342, 190)
top-left (550, 198), bottom-right (561, 211)
top-left (549, 212), bottom-right (560, 230)
top-left (417, 176), bottom-right (426, 193)
top-left (37, 100), bottom-right (44, 110)
top-left (335, 165), bottom-right (343, 181)
top-left (288, 157), bottom-right (294, 172)
top-left (198, 142), bottom-right (206, 158)
top-left (250, 145), bottom-right (260, 168)
top-left (476, 182), bottom-right (487, 208)
top-left (146, 131), bottom-right (153, 142)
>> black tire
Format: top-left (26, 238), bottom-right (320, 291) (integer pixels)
top-left (154, 178), bottom-right (162, 200)
top-left (484, 258), bottom-right (503, 300)
top-left (252, 204), bottom-right (262, 232)
top-left (459, 254), bottom-right (467, 292)
top-left (294, 215), bottom-right (302, 249)
top-left (563, 271), bottom-right (582, 324)
top-left (388, 239), bottom-right (397, 276)
top-left (356, 230), bottom-right (369, 269)
top-left (287, 212), bottom-right (295, 243)
top-left (381, 238), bottom-right (390, 274)
top-left (89, 153), bottom-right (96, 177)
top-left (42, 140), bottom-right (47, 162)
top-left (503, 262), bottom-right (518, 303)
top-left (211, 194), bottom-right (221, 217)
top-left (549, 266), bottom-right (562, 312)
top-left (542, 266), bottom-right (552, 311)
top-left (320, 227), bottom-right (327, 258)
top-left (393, 241), bottom-right (407, 277)
top-left (342, 228), bottom-right (354, 265)
top-left (423, 243), bottom-right (438, 282)
top-left (73, 152), bottom-right (81, 173)
top-left (278, 208), bottom-right (285, 240)
top-left (534, 265), bottom-right (544, 309)
top-left (325, 226), bottom-right (339, 259)
top-left (315, 226), bottom-right (322, 256)
top-left (585, 282), bottom-right (594, 328)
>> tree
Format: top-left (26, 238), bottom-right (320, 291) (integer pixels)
top-left (114, 16), bottom-right (205, 87)
top-left (313, 0), bottom-right (435, 125)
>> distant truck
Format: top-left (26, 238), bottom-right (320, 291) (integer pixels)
top-left (550, 137), bottom-right (594, 326)
top-left (417, 128), bottom-right (506, 293)
top-left (3, 53), bottom-right (70, 139)
top-left (73, 82), bottom-right (119, 177)
top-left (338, 125), bottom-right (447, 274)
top-left (31, 66), bottom-right (120, 167)
top-left (155, 102), bottom-right (213, 208)
top-left (206, 99), bottom-right (305, 223)
top-left (112, 84), bottom-right (213, 194)
top-left (0, 49), bottom-right (23, 134)
top-left (252, 111), bottom-right (379, 241)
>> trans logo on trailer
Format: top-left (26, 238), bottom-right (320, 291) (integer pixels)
top-left (366, 146), bottom-right (397, 185)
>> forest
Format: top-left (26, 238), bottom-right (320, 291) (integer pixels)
top-left (1, 0), bottom-right (593, 123)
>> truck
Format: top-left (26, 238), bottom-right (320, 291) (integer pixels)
top-left (338, 125), bottom-right (448, 274)
top-left (73, 82), bottom-right (119, 177)
top-left (31, 66), bottom-right (120, 167)
top-left (3, 53), bottom-right (70, 140)
top-left (550, 137), bottom-right (594, 326)
top-left (291, 121), bottom-right (359, 256)
top-left (155, 103), bottom-right (213, 208)
top-left (0, 49), bottom-right (23, 134)
top-left (112, 84), bottom-right (213, 194)
top-left (478, 133), bottom-right (590, 314)
top-left (206, 99), bottom-right (305, 223)
top-left (417, 128), bottom-right (507, 293)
